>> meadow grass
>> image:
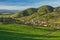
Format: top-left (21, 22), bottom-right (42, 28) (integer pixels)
top-left (0, 24), bottom-right (60, 40)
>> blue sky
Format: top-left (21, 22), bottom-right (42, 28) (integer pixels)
top-left (0, 0), bottom-right (60, 10)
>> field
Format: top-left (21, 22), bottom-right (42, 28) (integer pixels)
top-left (0, 24), bottom-right (60, 40)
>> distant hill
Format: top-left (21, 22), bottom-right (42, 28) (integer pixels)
top-left (10, 5), bottom-right (60, 27)
top-left (0, 5), bottom-right (60, 28)
top-left (12, 8), bottom-right (37, 18)
top-left (0, 9), bottom-right (20, 12)
top-left (0, 9), bottom-right (20, 15)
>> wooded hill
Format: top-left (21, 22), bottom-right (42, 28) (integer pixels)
top-left (0, 5), bottom-right (60, 28)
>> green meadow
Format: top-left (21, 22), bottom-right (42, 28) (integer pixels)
top-left (0, 24), bottom-right (60, 40)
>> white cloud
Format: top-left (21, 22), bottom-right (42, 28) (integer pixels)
top-left (0, 5), bottom-right (34, 10)
top-left (34, 1), bottom-right (60, 7)
top-left (0, 1), bottom-right (60, 10)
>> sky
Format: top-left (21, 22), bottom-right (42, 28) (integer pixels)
top-left (0, 0), bottom-right (60, 10)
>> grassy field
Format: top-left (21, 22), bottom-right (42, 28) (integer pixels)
top-left (0, 24), bottom-right (60, 40)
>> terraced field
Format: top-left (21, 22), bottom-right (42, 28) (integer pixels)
top-left (0, 24), bottom-right (60, 40)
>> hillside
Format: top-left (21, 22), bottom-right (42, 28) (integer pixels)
top-left (10, 5), bottom-right (60, 28)
top-left (12, 8), bottom-right (37, 18)
top-left (0, 5), bottom-right (60, 40)
top-left (0, 5), bottom-right (60, 28)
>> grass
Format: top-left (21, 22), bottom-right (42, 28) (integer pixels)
top-left (0, 24), bottom-right (60, 40)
